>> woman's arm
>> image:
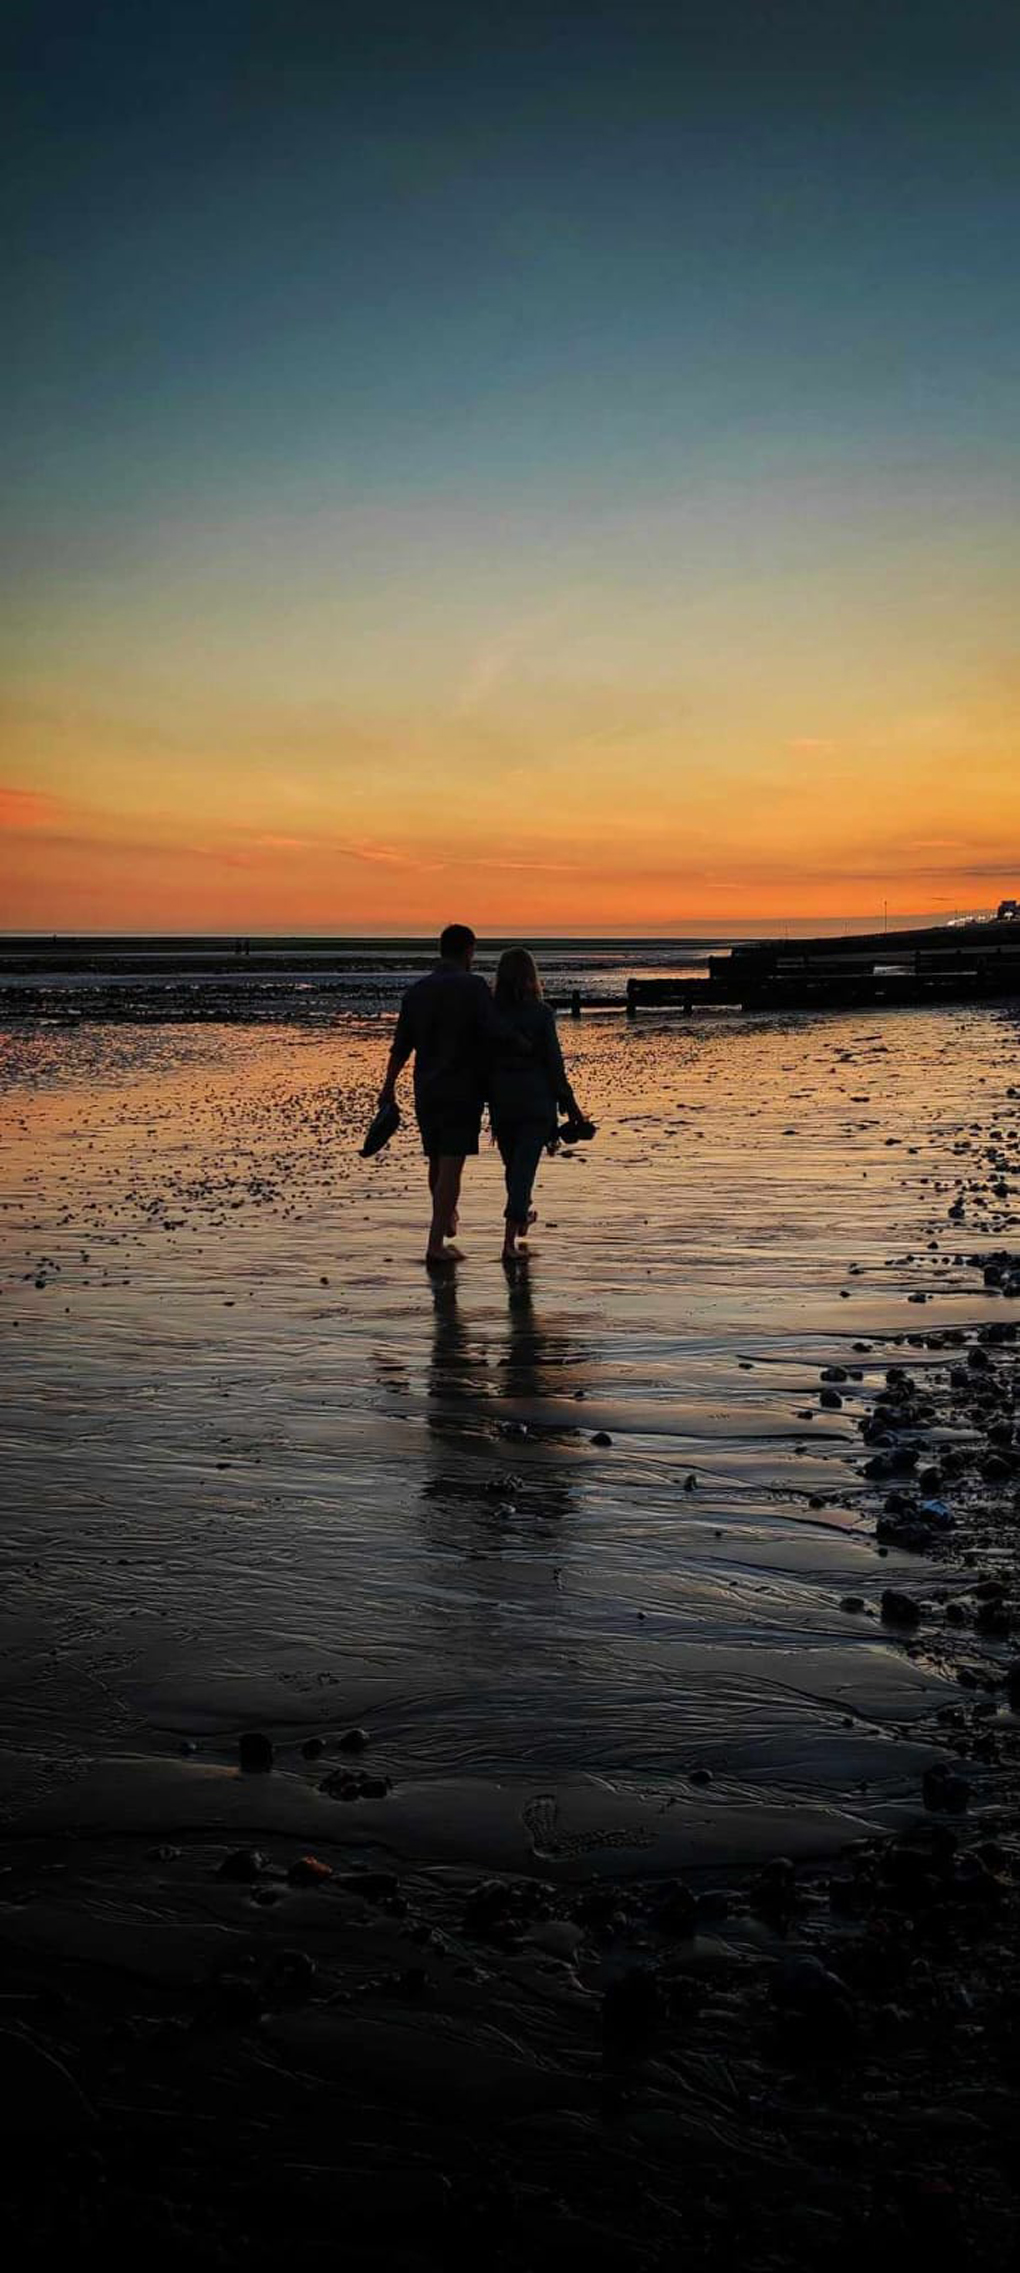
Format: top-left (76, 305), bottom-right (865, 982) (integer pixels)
top-left (542, 1007), bottom-right (579, 1114)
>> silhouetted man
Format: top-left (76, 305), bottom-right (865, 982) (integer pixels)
top-left (378, 923), bottom-right (508, 1266)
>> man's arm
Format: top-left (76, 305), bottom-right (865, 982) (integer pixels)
top-left (379, 1000), bottom-right (414, 1104)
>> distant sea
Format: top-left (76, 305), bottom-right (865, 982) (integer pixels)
top-left (0, 935), bottom-right (723, 1021)
top-left (0, 915), bottom-right (983, 1022)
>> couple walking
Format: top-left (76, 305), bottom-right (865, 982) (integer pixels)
top-left (377, 923), bottom-right (592, 1266)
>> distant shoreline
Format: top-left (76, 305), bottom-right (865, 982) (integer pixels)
top-left (0, 914), bottom-right (978, 951)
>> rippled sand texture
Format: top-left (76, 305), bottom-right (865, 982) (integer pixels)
top-left (1, 1004), bottom-right (1017, 1872)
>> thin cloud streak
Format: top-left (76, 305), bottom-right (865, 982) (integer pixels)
top-left (0, 784), bottom-right (64, 830)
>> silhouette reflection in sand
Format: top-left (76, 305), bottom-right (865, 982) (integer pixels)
top-left (420, 1271), bottom-right (592, 1535)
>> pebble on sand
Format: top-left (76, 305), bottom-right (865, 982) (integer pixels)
top-left (880, 1588), bottom-right (922, 1627)
top-left (286, 1854), bottom-right (333, 1886)
top-left (336, 1726), bottom-right (371, 1753)
top-left (239, 1730), bottom-right (274, 1772)
top-left (218, 1847), bottom-right (269, 1880)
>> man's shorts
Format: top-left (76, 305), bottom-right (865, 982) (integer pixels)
top-left (416, 1108), bottom-right (482, 1159)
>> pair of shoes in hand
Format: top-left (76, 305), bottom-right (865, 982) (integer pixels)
top-left (557, 1112), bottom-right (597, 1144)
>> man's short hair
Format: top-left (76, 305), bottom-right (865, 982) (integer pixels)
top-left (439, 923), bottom-right (476, 960)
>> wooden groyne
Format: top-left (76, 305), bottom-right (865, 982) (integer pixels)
top-left (624, 919), bottom-right (1020, 1014)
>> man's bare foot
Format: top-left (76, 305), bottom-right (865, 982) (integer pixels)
top-left (426, 1243), bottom-right (463, 1268)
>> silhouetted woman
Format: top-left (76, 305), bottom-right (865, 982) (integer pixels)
top-left (488, 948), bottom-right (589, 1261)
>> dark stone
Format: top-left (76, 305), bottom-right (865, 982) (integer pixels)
top-left (819, 1386), bottom-right (843, 1408)
top-left (877, 1512), bottom-right (935, 1551)
top-left (828, 1875), bottom-right (863, 1914)
top-left (975, 1597), bottom-right (1014, 1635)
top-left (688, 1765), bottom-right (713, 1786)
top-left (760, 1855), bottom-right (796, 1888)
top-left (337, 1726), bottom-right (370, 1752)
top-left (654, 1880), bottom-right (698, 1937)
top-left (286, 1855), bottom-right (333, 1886)
top-left (300, 1736), bottom-right (324, 1759)
top-left (238, 1730), bottom-right (274, 1773)
top-left (770, 1953), bottom-right (856, 2033)
top-left (266, 1948), bottom-right (317, 2000)
top-left (883, 1842), bottom-right (946, 1899)
top-left (751, 1855), bottom-right (798, 1922)
top-left (881, 1588), bottom-right (922, 1627)
top-left (922, 1764), bottom-right (971, 1814)
top-left (463, 1876), bottom-right (551, 1940)
top-left (320, 1765), bottom-right (391, 1800)
top-left (695, 1888), bottom-right (731, 1924)
top-left (218, 1847), bottom-right (268, 1881)
top-left (954, 1853), bottom-right (1001, 1902)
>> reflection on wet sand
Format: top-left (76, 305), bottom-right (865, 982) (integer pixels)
top-left (420, 1268), bottom-right (590, 1534)
top-left (425, 1272), bottom-right (488, 1419)
top-left (499, 1263), bottom-right (589, 1408)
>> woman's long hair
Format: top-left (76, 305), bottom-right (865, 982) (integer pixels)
top-left (494, 946), bottom-right (542, 1008)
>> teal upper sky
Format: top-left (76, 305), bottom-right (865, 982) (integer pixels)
top-left (7, 1), bottom-right (1019, 542)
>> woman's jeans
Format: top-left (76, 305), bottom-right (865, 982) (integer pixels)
top-left (493, 1117), bottom-right (549, 1224)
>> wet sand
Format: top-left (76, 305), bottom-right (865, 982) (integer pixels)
top-left (1, 1002), bottom-right (1019, 2264)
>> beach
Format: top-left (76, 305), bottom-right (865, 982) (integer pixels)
top-left (2, 998), bottom-right (1019, 2265)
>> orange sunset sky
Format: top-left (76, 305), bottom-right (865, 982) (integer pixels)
top-left (3, 4), bottom-right (1018, 937)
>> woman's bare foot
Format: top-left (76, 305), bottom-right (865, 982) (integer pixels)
top-left (502, 1218), bottom-right (525, 1262)
top-left (426, 1243), bottom-right (463, 1268)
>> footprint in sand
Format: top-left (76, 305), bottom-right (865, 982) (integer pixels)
top-left (522, 1790), bottom-right (654, 1860)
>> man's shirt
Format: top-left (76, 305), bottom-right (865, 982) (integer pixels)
top-left (393, 962), bottom-right (500, 1116)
